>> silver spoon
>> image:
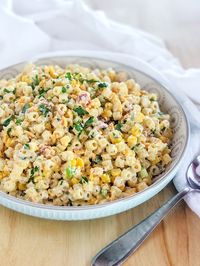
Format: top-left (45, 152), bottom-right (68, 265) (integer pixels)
top-left (92, 155), bottom-right (200, 266)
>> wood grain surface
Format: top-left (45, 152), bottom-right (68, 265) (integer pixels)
top-left (1, 1), bottom-right (200, 265)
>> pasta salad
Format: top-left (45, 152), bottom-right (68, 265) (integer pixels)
top-left (0, 64), bottom-right (173, 206)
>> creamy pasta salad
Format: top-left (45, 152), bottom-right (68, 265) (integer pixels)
top-left (0, 64), bottom-right (173, 206)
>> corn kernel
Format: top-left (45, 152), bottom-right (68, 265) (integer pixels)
top-left (105, 103), bottom-right (112, 110)
top-left (39, 79), bottom-right (46, 88)
top-left (159, 136), bottom-right (168, 143)
top-left (89, 173), bottom-right (94, 181)
top-left (43, 170), bottom-right (50, 178)
top-left (5, 138), bottom-right (13, 147)
top-left (2, 169), bottom-right (9, 177)
top-left (61, 117), bottom-right (68, 127)
top-left (71, 80), bottom-right (77, 87)
top-left (88, 197), bottom-right (97, 205)
top-left (49, 66), bottom-right (57, 78)
top-left (70, 159), bottom-right (77, 167)
top-left (102, 109), bottom-right (112, 118)
top-left (18, 183), bottom-right (26, 191)
top-left (111, 168), bottom-right (121, 177)
top-left (71, 177), bottom-right (79, 185)
top-left (131, 126), bottom-right (141, 137)
top-left (45, 122), bottom-right (51, 130)
top-left (124, 148), bottom-right (130, 156)
top-left (76, 158), bottom-right (84, 168)
top-left (127, 135), bottom-right (137, 148)
top-left (101, 174), bottom-right (111, 183)
top-left (110, 131), bottom-right (123, 144)
top-left (134, 112), bottom-right (144, 123)
top-left (112, 137), bottom-right (122, 144)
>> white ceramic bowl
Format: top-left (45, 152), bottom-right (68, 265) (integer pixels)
top-left (0, 52), bottom-right (189, 220)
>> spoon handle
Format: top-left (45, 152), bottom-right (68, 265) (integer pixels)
top-left (92, 187), bottom-right (190, 266)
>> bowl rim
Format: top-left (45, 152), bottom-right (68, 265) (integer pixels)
top-left (0, 53), bottom-right (190, 211)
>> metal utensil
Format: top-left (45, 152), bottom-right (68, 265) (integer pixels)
top-left (92, 155), bottom-right (200, 266)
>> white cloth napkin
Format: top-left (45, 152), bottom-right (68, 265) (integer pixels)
top-left (0, 0), bottom-right (200, 216)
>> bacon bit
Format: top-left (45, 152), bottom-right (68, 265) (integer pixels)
top-left (39, 145), bottom-right (47, 154)
top-left (112, 87), bottom-right (119, 93)
top-left (77, 93), bottom-right (91, 107)
top-left (97, 121), bottom-right (108, 129)
top-left (61, 117), bottom-right (68, 127)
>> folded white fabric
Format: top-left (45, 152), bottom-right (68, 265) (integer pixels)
top-left (0, 0), bottom-right (200, 216)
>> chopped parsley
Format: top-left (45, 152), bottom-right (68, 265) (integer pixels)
top-left (4, 88), bottom-right (16, 94)
top-left (158, 111), bottom-right (164, 116)
top-left (7, 128), bottom-right (12, 137)
top-left (115, 122), bottom-right (123, 131)
top-left (132, 143), bottom-right (140, 151)
top-left (130, 113), bottom-right (135, 121)
top-left (24, 144), bottom-right (30, 150)
top-left (29, 166), bottom-right (39, 183)
top-left (65, 167), bottom-right (76, 179)
top-left (16, 118), bottom-right (23, 125)
top-left (38, 88), bottom-right (50, 98)
top-left (74, 122), bottom-right (84, 133)
top-left (73, 117), bottom-right (94, 135)
top-left (93, 155), bottom-right (102, 164)
top-left (39, 104), bottom-right (50, 117)
top-left (98, 82), bottom-right (108, 88)
top-left (73, 72), bottom-right (83, 82)
top-left (31, 75), bottom-right (40, 89)
top-left (80, 176), bottom-right (88, 184)
top-left (22, 103), bottom-right (30, 114)
top-left (86, 79), bottom-right (98, 84)
top-left (101, 189), bottom-right (108, 197)
top-left (139, 168), bottom-right (148, 178)
top-left (74, 106), bottom-right (88, 116)
top-left (65, 71), bottom-right (100, 84)
top-left (65, 72), bottom-right (72, 81)
top-left (61, 86), bottom-right (68, 93)
top-left (2, 115), bottom-right (14, 127)
top-left (84, 117), bottom-right (94, 127)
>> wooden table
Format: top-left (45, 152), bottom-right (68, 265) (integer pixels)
top-left (1, 1), bottom-right (200, 265)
